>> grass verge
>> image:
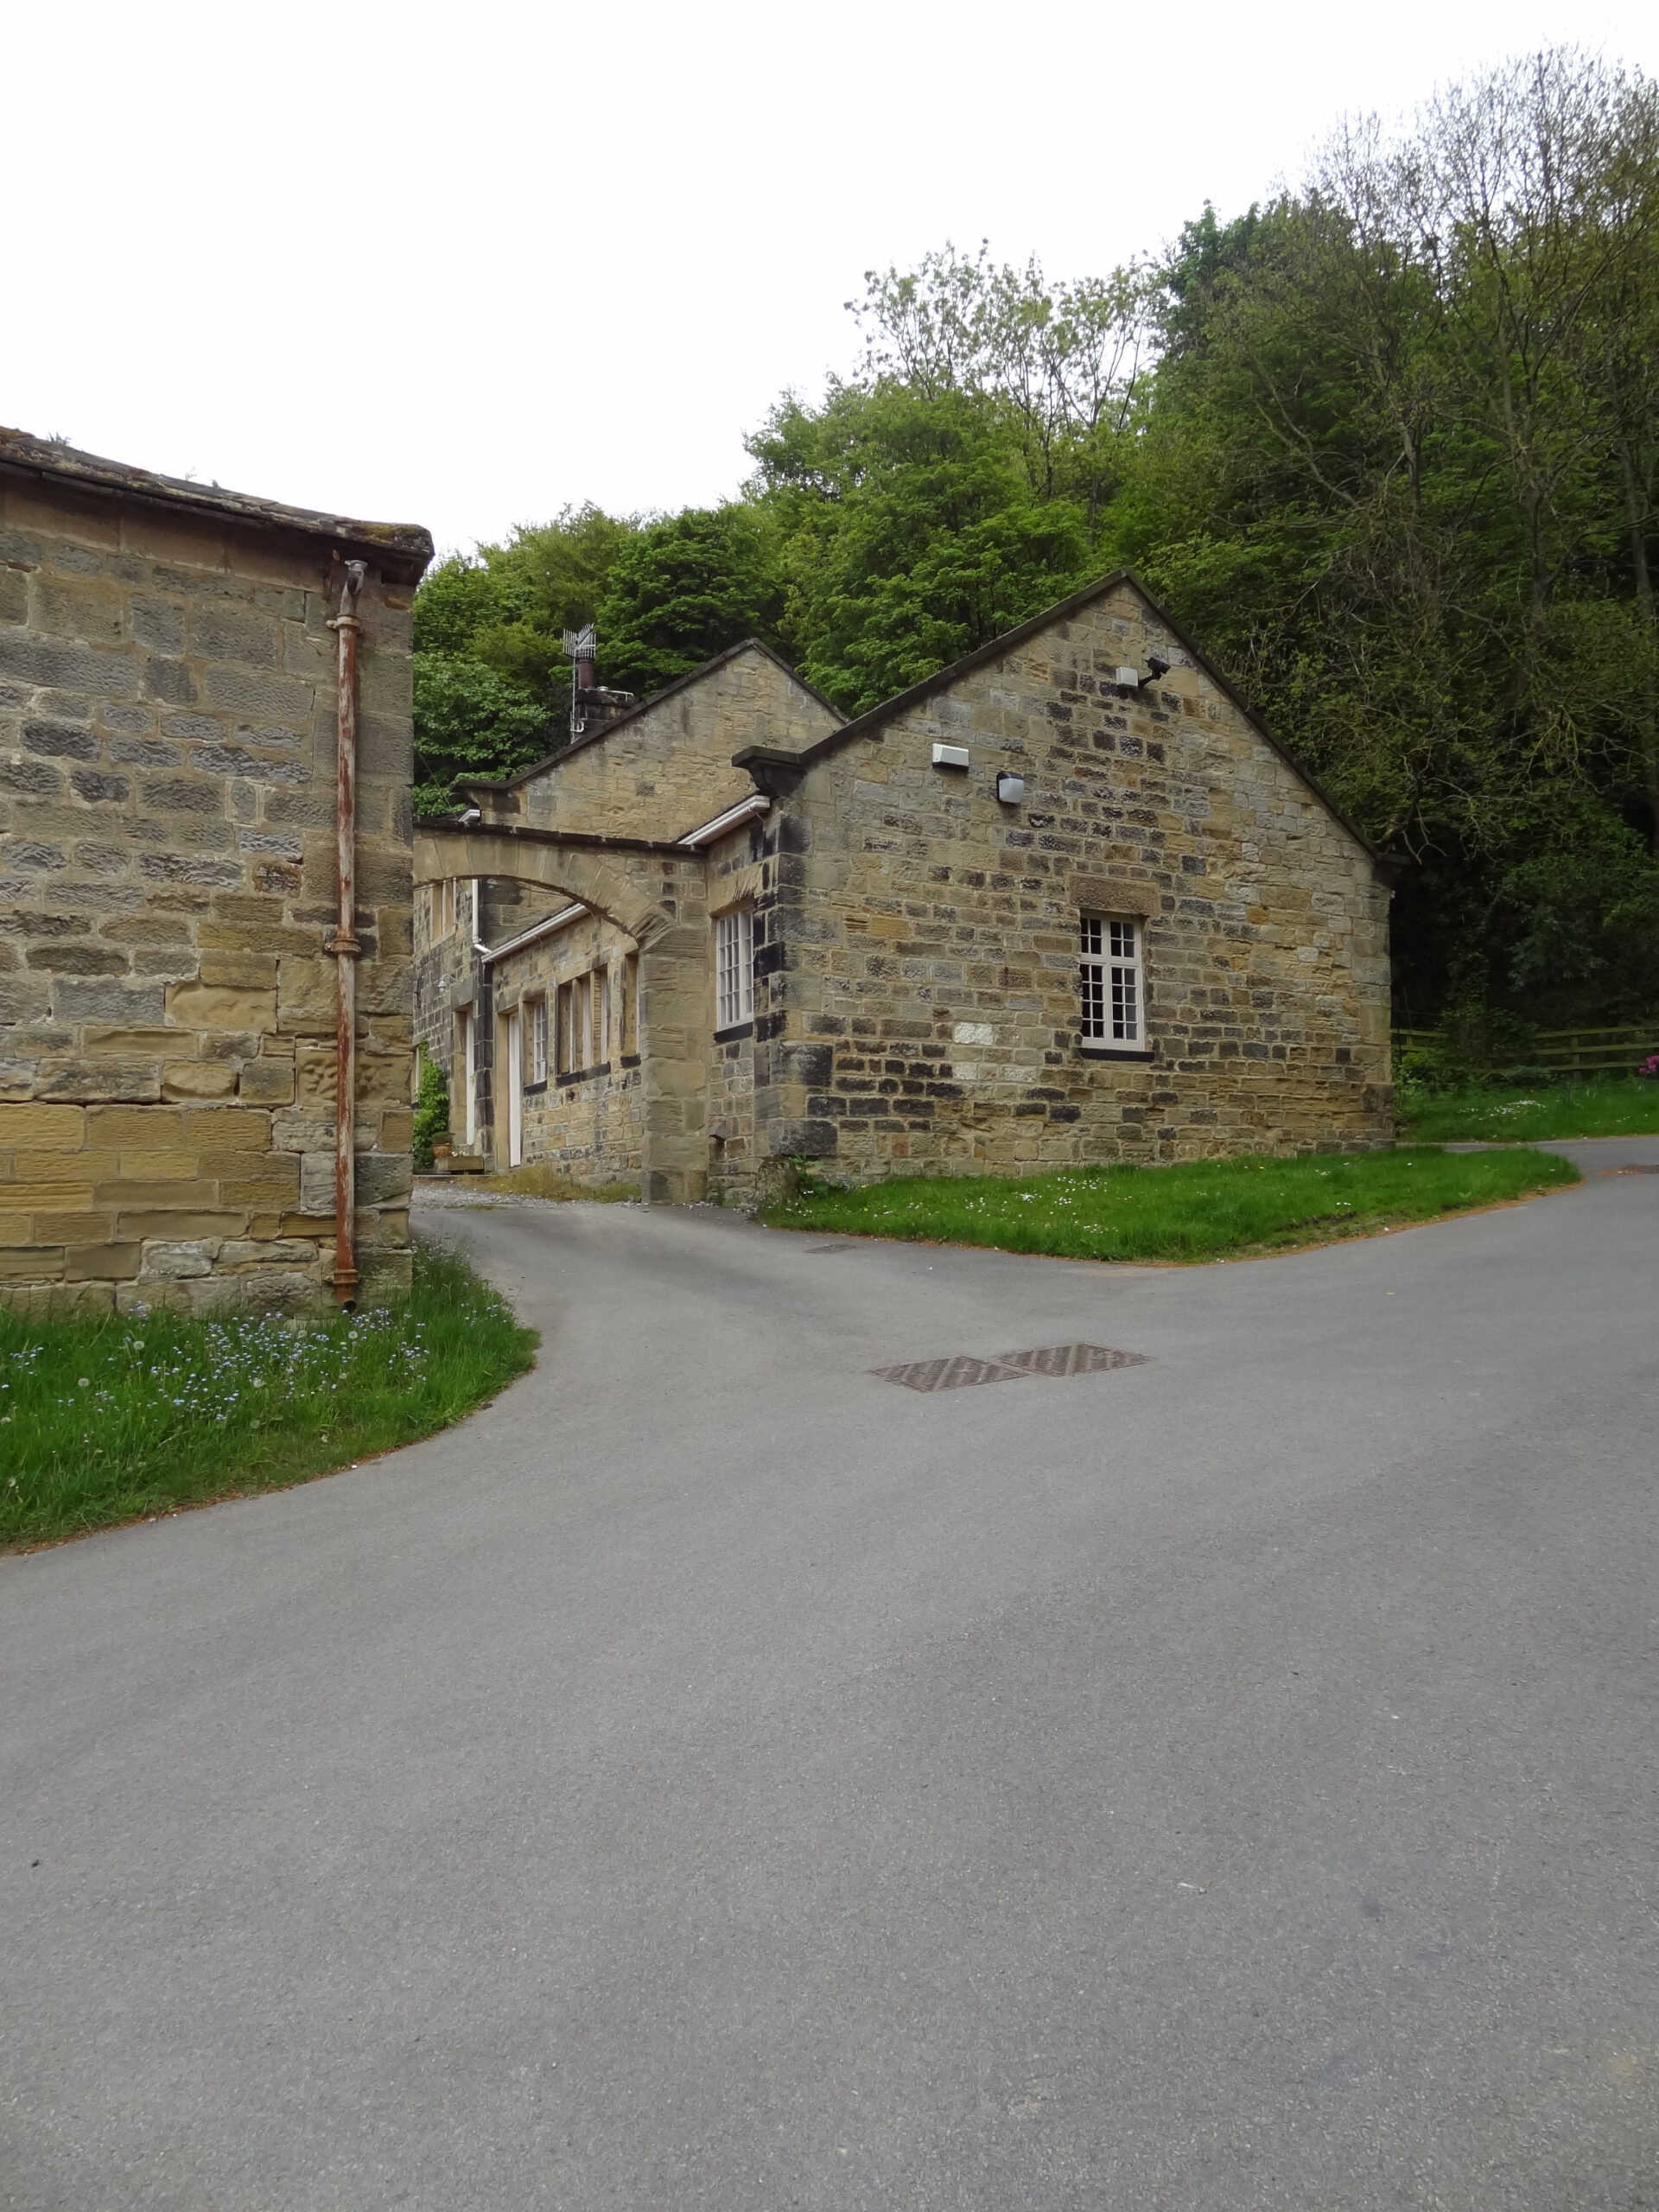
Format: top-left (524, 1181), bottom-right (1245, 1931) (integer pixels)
top-left (1398, 1077), bottom-right (1659, 1145)
top-left (1, 1239), bottom-right (537, 1552)
top-left (760, 1147), bottom-right (1580, 1264)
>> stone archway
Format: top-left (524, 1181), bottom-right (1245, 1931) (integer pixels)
top-left (414, 824), bottom-right (713, 1202)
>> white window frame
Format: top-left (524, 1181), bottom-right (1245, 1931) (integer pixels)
top-left (1079, 914), bottom-right (1149, 1054)
top-left (528, 995), bottom-right (548, 1085)
top-left (594, 964), bottom-right (611, 1065)
top-left (714, 904), bottom-right (754, 1031)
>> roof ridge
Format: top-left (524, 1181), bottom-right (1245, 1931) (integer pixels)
top-left (463, 636), bottom-right (844, 796)
top-left (790, 569), bottom-right (1384, 873)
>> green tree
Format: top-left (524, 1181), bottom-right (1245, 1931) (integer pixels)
top-left (1112, 50), bottom-right (1659, 1026)
top-left (597, 505), bottom-right (785, 696)
top-left (411, 654), bottom-right (556, 816)
top-left (753, 381), bottom-right (1089, 711)
top-left (411, 505), bottom-right (639, 809)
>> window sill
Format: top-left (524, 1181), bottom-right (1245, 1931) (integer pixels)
top-left (713, 1020), bottom-right (753, 1044)
top-left (554, 1061), bottom-right (613, 1087)
top-left (1079, 1043), bottom-right (1155, 1061)
top-left (524, 1079), bottom-right (548, 1096)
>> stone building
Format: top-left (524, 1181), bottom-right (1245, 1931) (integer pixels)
top-left (0, 429), bottom-right (430, 1313)
top-left (415, 573), bottom-right (1393, 1200)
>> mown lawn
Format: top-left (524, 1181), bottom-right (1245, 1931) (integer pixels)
top-left (1398, 1078), bottom-right (1659, 1145)
top-left (1, 1240), bottom-right (537, 1551)
top-left (761, 1147), bottom-right (1580, 1264)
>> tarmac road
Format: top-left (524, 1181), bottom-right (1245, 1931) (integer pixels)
top-left (3, 1139), bottom-right (1656, 2211)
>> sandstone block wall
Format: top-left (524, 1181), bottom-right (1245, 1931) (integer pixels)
top-left (490, 912), bottom-right (644, 1185)
top-left (760, 582), bottom-right (1392, 1180)
top-left (469, 644), bottom-right (838, 840)
top-left (0, 443), bottom-right (425, 1313)
top-left (413, 874), bottom-right (480, 1143)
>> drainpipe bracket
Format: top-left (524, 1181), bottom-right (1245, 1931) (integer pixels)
top-left (324, 931), bottom-right (363, 957)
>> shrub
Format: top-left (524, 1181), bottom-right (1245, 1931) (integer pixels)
top-left (412, 1046), bottom-right (450, 1172)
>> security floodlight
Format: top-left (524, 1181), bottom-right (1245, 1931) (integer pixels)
top-left (931, 742), bottom-right (970, 769)
top-left (1146, 653), bottom-right (1171, 680)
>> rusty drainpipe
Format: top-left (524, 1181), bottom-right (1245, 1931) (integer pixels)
top-left (325, 560), bottom-right (367, 1305)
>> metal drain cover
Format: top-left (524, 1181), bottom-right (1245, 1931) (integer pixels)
top-left (871, 1343), bottom-right (1149, 1389)
top-left (999, 1342), bottom-right (1149, 1376)
top-left (870, 1355), bottom-right (1027, 1392)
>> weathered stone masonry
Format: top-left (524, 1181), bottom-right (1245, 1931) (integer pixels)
top-left (413, 644), bottom-right (842, 1197)
top-left (0, 431), bottom-right (431, 1313)
top-left (760, 577), bottom-right (1393, 1176)
top-left (411, 575), bottom-right (1393, 1202)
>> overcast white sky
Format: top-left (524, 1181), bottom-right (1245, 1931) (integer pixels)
top-left (10, 2), bottom-right (1656, 559)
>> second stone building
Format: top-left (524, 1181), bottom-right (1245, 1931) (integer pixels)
top-left (414, 572), bottom-right (1394, 1199)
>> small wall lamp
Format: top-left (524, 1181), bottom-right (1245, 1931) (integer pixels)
top-left (995, 771), bottom-right (1025, 804)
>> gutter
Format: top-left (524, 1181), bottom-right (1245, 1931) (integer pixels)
top-left (676, 793), bottom-right (772, 847)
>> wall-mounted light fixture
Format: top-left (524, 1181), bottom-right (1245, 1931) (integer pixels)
top-left (1116, 654), bottom-right (1174, 692)
top-left (931, 742), bottom-right (970, 770)
top-left (995, 771), bottom-right (1025, 804)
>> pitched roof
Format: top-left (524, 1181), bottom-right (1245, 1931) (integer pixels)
top-left (787, 569), bottom-right (1386, 873)
top-left (0, 427), bottom-right (434, 583)
top-left (464, 637), bottom-right (844, 797)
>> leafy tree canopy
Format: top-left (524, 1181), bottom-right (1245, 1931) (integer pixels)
top-left (597, 505), bottom-right (785, 696)
top-left (414, 48), bottom-right (1659, 1030)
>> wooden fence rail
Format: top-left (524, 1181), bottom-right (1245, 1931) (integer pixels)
top-left (1391, 1023), bottom-right (1659, 1077)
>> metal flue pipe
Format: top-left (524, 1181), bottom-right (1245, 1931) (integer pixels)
top-left (326, 559), bottom-right (366, 1305)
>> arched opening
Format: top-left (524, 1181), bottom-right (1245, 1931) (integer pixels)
top-left (414, 826), bottom-right (714, 1201)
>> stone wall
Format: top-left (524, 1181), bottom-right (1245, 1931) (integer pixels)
top-left (0, 439), bottom-right (427, 1313)
top-left (490, 912), bottom-right (644, 1185)
top-left (412, 874), bottom-right (481, 1146)
top-left (759, 581), bottom-right (1392, 1179)
top-left (469, 644), bottom-right (838, 839)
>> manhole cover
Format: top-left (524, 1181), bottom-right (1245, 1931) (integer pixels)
top-left (997, 1343), bottom-right (1149, 1376)
top-left (871, 1355), bottom-right (1027, 1392)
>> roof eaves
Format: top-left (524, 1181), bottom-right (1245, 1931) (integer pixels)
top-left (0, 428), bottom-right (434, 583)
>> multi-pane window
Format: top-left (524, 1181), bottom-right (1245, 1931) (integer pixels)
top-left (529, 996), bottom-right (548, 1084)
top-left (431, 879), bottom-right (458, 939)
top-left (1080, 916), bottom-right (1145, 1048)
top-left (594, 966), bottom-right (611, 1065)
top-left (714, 905), bottom-right (754, 1030)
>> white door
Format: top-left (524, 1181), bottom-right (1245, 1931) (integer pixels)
top-left (505, 1009), bottom-right (524, 1166)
